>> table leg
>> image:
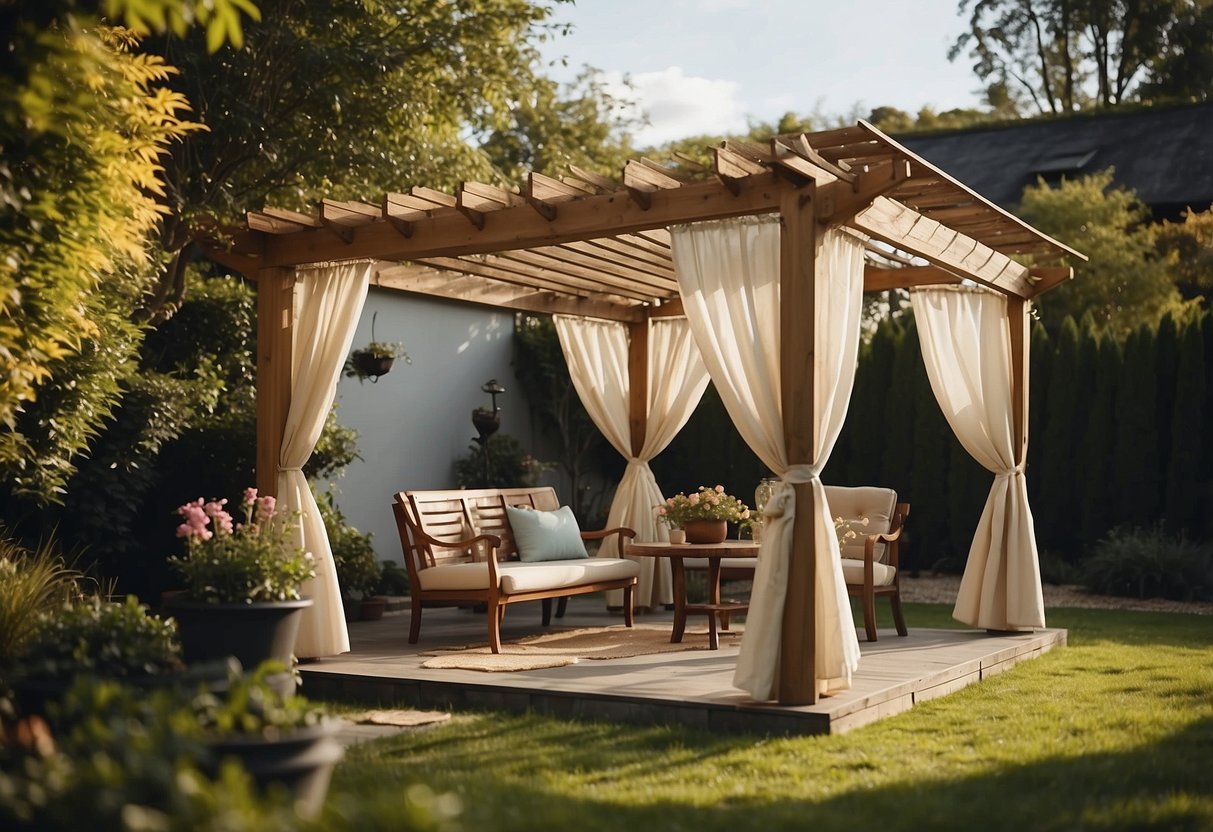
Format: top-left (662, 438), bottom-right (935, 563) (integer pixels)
top-left (670, 557), bottom-right (687, 643)
top-left (707, 557), bottom-right (721, 650)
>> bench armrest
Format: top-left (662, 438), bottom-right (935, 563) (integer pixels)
top-left (581, 526), bottom-right (637, 543)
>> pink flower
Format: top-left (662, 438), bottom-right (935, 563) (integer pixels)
top-left (714, 485), bottom-right (725, 493)
top-left (657, 506), bottom-right (667, 516)
top-left (688, 493), bottom-right (699, 505)
top-left (243, 487), bottom-right (258, 507)
top-left (258, 495), bottom-right (277, 520)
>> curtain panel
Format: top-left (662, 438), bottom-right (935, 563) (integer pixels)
top-left (912, 287), bottom-right (1045, 630)
top-left (554, 315), bottom-right (709, 607)
top-left (278, 260), bottom-right (372, 658)
top-left (671, 215), bottom-right (864, 700)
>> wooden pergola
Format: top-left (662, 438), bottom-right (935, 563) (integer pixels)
top-left (209, 120), bottom-right (1084, 706)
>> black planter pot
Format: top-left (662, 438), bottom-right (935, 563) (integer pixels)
top-left (353, 352), bottom-right (394, 380)
top-left (165, 597), bottom-right (312, 697)
top-left (207, 720), bottom-right (344, 820)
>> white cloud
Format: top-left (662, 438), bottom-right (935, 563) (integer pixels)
top-left (604, 67), bottom-right (748, 148)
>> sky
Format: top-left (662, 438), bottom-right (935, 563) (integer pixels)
top-left (536, 0), bottom-right (989, 146)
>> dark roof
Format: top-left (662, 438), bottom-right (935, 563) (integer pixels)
top-left (896, 103), bottom-right (1213, 218)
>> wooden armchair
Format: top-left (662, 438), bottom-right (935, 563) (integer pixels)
top-left (826, 485), bottom-right (910, 642)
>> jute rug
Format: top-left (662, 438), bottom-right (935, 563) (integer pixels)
top-left (353, 709), bottom-right (451, 728)
top-left (421, 624), bottom-right (741, 672)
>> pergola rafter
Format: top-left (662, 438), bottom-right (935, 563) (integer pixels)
top-left (208, 121), bottom-right (1086, 708)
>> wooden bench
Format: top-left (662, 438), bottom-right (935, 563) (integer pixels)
top-left (392, 486), bottom-right (639, 652)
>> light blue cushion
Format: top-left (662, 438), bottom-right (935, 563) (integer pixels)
top-left (505, 505), bottom-right (588, 563)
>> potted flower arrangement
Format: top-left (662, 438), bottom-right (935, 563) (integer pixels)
top-left (165, 488), bottom-right (315, 687)
top-left (656, 485), bottom-right (751, 544)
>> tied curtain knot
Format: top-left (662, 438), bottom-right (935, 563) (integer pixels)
top-left (762, 464), bottom-right (819, 519)
top-left (995, 463), bottom-right (1026, 480)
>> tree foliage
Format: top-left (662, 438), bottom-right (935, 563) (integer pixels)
top-left (0, 23), bottom-right (202, 496)
top-left (949, 0), bottom-right (1206, 113)
top-left (480, 70), bottom-right (638, 182)
top-left (1018, 169), bottom-right (1187, 337)
top-left (143, 0), bottom-right (569, 320)
top-left (1151, 205), bottom-right (1213, 303)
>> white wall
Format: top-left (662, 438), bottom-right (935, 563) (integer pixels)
top-left (326, 288), bottom-right (533, 564)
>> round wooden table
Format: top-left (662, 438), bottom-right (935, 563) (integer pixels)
top-left (623, 541), bottom-right (760, 649)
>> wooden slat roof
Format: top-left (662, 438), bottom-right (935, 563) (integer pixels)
top-left (228, 121), bottom-right (1084, 322)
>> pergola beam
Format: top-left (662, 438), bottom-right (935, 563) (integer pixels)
top-left (262, 173), bottom-right (784, 268)
top-left (852, 196), bottom-right (1036, 298)
top-left (375, 263), bottom-right (647, 322)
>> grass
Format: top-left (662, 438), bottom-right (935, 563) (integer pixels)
top-left (325, 603), bottom-right (1213, 831)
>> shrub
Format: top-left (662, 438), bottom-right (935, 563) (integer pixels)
top-left (1038, 549), bottom-right (1082, 586)
top-left (316, 490), bottom-right (380, 599)
top-left (15, 596), bottom-right (183, 682)
top-left (376, 560), bottom-right (411, 596)
top-left (454, 433), bottom-right (552, 489)
top-left (1081, 525), bottom-right (1213, 602)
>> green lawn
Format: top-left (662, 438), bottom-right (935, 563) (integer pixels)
top-left (325, 604), bottom-right (1213, 831)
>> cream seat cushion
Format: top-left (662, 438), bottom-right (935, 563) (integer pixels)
top-left (839, 558), bottom-right (897, 587)
top-left (418, 557), bottom-right (639, 593)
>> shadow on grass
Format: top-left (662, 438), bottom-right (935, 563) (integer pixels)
top-left (333, 714), bottom-right (1213, 831)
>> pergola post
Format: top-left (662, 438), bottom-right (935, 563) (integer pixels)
top-left (777, 183), bottom-right (820, 706)
top-left (627, 318), bottom-right (649, 456)
top-left (255, 266), bottom-right (295, 499)
top-left (1008, 296), bottom-right (1029, 457)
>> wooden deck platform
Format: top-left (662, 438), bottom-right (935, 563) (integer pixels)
top-left (300, 598), bottom-right (1065, 736)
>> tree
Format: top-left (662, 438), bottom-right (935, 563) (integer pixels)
top-left (1164, 317), bottom-right (1207, 533)
top-left (949, 0), bottom-right (1193, 113)
top-left (1151, 205), bottom-right (1213, 304)
top-left (1037, 316), bottom-right (1080, 556)
top-left (1137, 1), bottom-right (1213, 103)
top-left (512, 313), bottom-right (612, 523)
top-left (480, 70), bottom-right (638, 183)
top-left (1110, 323), bottom-right (1160, 526)
top-left (1018, 169), bottom-right (1187, 338)
top-left (0, 23), bottom-right (201, 497)
top-left (143, 0), bottom-right (566, 321)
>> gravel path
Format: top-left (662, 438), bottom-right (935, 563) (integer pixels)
top-left (900, 572), bottom-right (1213, 615)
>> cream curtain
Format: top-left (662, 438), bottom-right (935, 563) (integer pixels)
top-left (278, 260), bottom-right (372, 658)
top-left (912, 287), bottom-right (1045, 630)
top-left (671, 215), bottom-right (864, 700)
top-left (554, 315), bottom-right (709, 607)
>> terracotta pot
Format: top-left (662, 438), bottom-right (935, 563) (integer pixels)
top-left (359, 597), bottom-right (387, 621)
top-left (683, 519), bottom-right (728, 544)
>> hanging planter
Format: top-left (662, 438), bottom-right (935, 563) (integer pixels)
top-left (344, 311), bottom-right (410, 383)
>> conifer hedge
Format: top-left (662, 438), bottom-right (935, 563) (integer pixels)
top-left (652, 310), bottom-right (1212, 574)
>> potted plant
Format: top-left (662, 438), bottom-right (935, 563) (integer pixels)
top-left (656, 485), bottom-right (751, 544)
top-left (165, 488), bottom-right (315, 691)
top-left (344, 312), bottom-right (410, 382)
top-left (2, 662), bottom-right (342, 825)
top-left (193, 661), bottom-right (343, 819)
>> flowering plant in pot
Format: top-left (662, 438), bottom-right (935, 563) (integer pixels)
top-left (656, 485), bottom-right (751, 544)
top-left (166, 488), bottom-right (315, 691)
